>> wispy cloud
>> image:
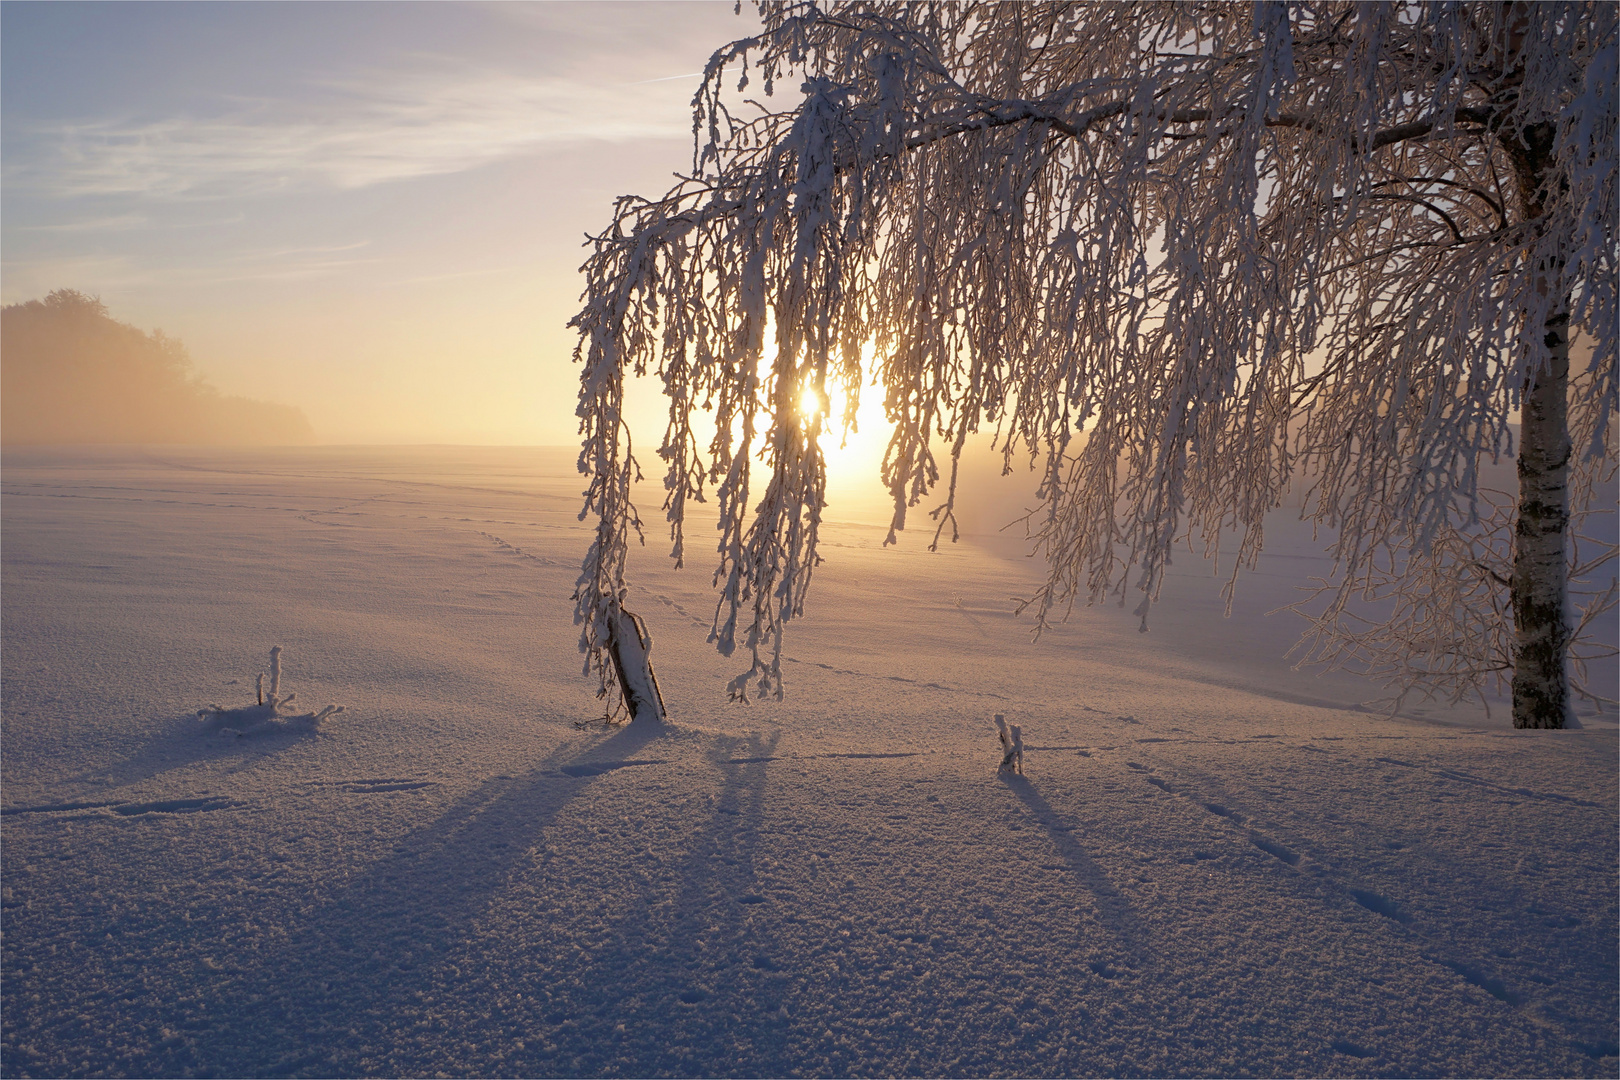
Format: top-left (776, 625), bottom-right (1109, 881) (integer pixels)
top-left (385, 263), bottom-right (529, 287)
top-left (633, 65), bottom-right (739, 85)
top-left (9, 66), bottom-right (698, 200)
top-left (240, 240), bottom-right (373, 261)
top-left (2, 238), bottom-right (384, 300)
top-left (207, 240), bottom-right (382, 284)
top-left (15, 213), bottom-right (151, 233)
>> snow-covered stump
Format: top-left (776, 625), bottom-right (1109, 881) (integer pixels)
top-left (198, 645), bottom-right (344, 737)
top-left (608, 607), bottom-right (667, 723)
top-left (995, 713), bottom-right (1023, 776)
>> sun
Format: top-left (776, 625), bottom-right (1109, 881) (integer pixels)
top-left (798, 384), bottom-right (824, 421)
top-left (796, 375), bottom-right (895, 522)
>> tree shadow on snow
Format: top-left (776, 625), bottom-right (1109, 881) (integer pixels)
top-left (133, 720), bottom-right (671, 1078)
top-left (507, 731), bottom-right (790, 1078)
top-left (66, 710), bottom-right (324, 790)
top-left (1001, 774), bottom-right (1151, 972)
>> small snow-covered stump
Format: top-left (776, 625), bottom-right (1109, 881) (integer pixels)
top-left (607, 605), bottom-right (666, 723)
top-left (995, 714), bottom-right (1023, 776)
top-left (198, 645), bottom-right (344, 737)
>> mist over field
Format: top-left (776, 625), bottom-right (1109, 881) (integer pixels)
top-left (2, 291), bottom-right (314, 446)
top-left (0, 3), bottom-right (760, 446)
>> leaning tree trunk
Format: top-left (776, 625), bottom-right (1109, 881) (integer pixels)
top-left (608, 606), bottom-right (667, 723)
top-left (1505, 116), bottom-right (1572, 729)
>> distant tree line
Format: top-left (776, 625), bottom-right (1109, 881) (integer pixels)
top-left (2, 289), bottom-right (314, 445)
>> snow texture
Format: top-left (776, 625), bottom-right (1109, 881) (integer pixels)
top-left (2, 446), bottom-right (1615, 1077)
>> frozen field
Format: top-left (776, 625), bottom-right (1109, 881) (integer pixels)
top-left (2, 445), bottom-right (1615, 1077)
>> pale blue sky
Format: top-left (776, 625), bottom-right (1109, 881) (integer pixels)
top-left (2, 1), bottom-right (763, 443)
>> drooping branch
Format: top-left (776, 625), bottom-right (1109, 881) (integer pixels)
top-left (572, 0), bottom-right (1616, 712)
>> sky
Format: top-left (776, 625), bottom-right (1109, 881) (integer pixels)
top-left (1, 1), bottom-right (768, 445)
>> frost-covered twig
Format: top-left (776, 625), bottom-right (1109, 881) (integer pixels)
top-left (572, 2), bottom-right (1616, 720)
top-left (198, 645), bottom-right (344, 737)
top-left (268, 644), bottom-right (282, 705)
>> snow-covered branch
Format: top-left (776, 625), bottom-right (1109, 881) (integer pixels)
top-left (572, 1), bottom-right (1616, 710)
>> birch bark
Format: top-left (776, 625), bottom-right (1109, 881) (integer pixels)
top-left (1512, 300), bottom-right (1573, 728)
top-left (1507, 110), bottom-right (1574, 729)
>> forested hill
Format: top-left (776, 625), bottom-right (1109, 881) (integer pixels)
top-left (2, 290), bottom-right (315, 445)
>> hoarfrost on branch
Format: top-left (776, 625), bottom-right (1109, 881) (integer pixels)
top-left (571, 2), bottom-right (1616, 717)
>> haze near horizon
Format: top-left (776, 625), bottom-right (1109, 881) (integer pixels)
top-left (1, 1), bottom-right (763, 445)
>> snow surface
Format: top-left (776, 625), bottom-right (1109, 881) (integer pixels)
top-left (3, 445), bottom-right (1615, 1077)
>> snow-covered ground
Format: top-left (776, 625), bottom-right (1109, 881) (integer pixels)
top-left (3, 445), bottom-right (1615, 1077)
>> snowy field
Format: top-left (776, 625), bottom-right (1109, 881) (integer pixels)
top-left (2, 445), bottom-right (1615, 1078)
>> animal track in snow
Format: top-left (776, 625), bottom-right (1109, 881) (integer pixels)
top-left (1131, 764), bottom-right (1428, 958)
top-left (3, 797), bottom-right (236, 819)
top-left (1347, 888), bottom-right (1405, 921)
top-left (1, 800), bottom-right (123, 817)
top-left (555, 758), bottom-right (666, 778)
top-left (819, 752), bottom-right (922, 760)
top-left (1374, 757), bottom-right (1602, 807)
top-left (778, 655), bottom-right (1029, 704)
top-left (1330, 1040), bottom-right (1376, 1059)
top-left (478, 530), bottom-right (568, 568)
top-left (649, 593), bottom-right (711, 630)
top-left (340, 779), bottom-right (439, 794)
top-left (1131, 765), bottom-right (1303, 870)
top-left (1248, 832), bottom-right (1300, 865)
top-left (1437, 959), bottom-right (1516, 1004)
top-left (110, 797), bottom-right (237, 817)
top-left (1122, 758), bottom-right (1553, 1027)
top-left (716, 752), bottom-right (926, 766)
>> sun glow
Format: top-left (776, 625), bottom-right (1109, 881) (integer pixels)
top-left (798, 384), bottom-right (825, 420)
top-left (629, 339), bottom-right (899, 526)
top-left (803, 360), bottom-right (895, 523)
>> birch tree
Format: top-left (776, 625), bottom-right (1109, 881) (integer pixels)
top-left (572, 1), bottom-right (1617, 728)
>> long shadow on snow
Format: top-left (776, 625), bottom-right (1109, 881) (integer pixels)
top-left (1002, 774), bottom-right (1150, 972)
top-left (62, 712), bottom-right (322, 792)
top-left (148, 721), bottom-right (669, 1078)
top-left (1161, 753), bottom-right (1617, 1060)
top-left (508, 731), bottom-right (787, 1078)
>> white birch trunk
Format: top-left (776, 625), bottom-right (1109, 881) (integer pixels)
top-left (1507, 109), bottom-right (1574, 730)
top-left (1512, 306), bottom-right (1573, 728)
